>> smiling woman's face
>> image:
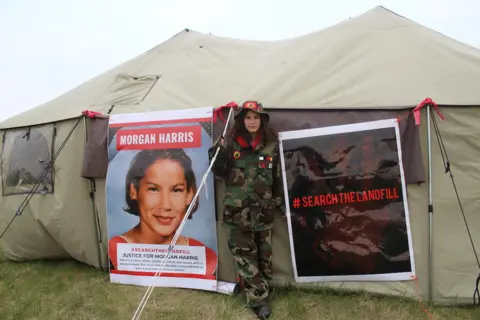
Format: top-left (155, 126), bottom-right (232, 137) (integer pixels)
top-left (129, 158), bottom-right (193, 238)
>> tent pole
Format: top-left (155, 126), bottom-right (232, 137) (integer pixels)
top-left (427, 105), bottom-right (433, 303)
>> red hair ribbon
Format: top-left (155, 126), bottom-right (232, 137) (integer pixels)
top-left (213, 101), bottom-right (238, 123)
top-left (413, 98), bottom-right (445, 125)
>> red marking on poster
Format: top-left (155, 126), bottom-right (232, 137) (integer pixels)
top-left (292, 187), bottom-right (400, 208)
top-left (116, 126), bottom-right (202, 150)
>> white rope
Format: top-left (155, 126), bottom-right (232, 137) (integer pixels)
top-left (131, 107), bottom-right (235, 320)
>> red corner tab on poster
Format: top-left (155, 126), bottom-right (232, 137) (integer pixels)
top-left (116, 125), bottom-right (202, 151)
top-left (413, 98), bottom-right (445, 126)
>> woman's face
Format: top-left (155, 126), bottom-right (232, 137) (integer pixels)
top-left (129, 158), bottom-right (193, 238)
top-left (244, 110), bottom-right (261, 134)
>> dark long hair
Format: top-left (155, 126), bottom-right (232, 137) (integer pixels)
top-left (123, 149), bottom-right (199, 218)
top-left (225, 111), bottom-right (278, 145)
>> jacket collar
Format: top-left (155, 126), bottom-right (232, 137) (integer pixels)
top-left (235, 132), bottom-right (263, 151)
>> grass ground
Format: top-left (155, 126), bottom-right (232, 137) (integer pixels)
top-left (1, 249), bottom-right (479, 320)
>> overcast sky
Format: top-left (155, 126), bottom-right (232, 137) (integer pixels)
top-left (1, 0), bottom-right (479, 122)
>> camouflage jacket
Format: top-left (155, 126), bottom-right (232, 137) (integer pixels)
top-left (208, 134), bottom-right (286, 231)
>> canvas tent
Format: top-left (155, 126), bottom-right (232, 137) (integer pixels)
top-left (1, 6), bottom-right (479, 305)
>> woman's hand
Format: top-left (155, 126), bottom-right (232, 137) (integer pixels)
top-left (218, 137), bottom-right (225, 146)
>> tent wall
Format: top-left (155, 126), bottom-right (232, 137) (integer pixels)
top-left (426, 106), bottom-right (480, 304)
top-left (0, 118), bottom-right (103, 268)
top-left (1, 106), bottom-right (479, 306)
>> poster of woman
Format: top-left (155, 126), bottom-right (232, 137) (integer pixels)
top-left (105, 107), bottom-right (218, 292)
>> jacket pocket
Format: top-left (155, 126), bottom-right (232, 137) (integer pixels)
top-left (223, 193), bottom-right (246, 207)
top-left (223, 201), bottom-right (249, 227)
top-left (227, 160), bottom-right (246, 187)
top-left (253, 168), bottom-right (274, 202)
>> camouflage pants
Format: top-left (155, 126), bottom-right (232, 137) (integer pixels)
top-left (228, 227), bottom-right (273, 307)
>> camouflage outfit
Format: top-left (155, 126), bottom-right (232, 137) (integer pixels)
top-left (208, 101), bottom-right (285, 309)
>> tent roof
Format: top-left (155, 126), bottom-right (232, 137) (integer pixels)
top-left (2, 6), bottom-right (480, 129)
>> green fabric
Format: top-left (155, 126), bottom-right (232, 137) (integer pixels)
top-left (208, 138), bottom-right (285, 231)
top-left (228, 228), bottom-right (273, 307)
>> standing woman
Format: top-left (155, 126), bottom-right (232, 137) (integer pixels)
top-left (208, 101), bottom-right (285, 319)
